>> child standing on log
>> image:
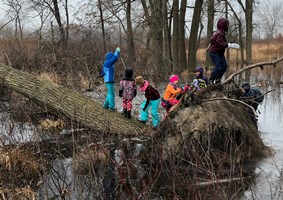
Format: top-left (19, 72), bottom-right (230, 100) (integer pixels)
top-left (101, 47), bottom-right (121, 111)
top-left (207, 18), bottom-right (239, 84)
top-left (135, 76), bottom-right (160, 129)
top-left (118, 68), bottom-right (137, 119)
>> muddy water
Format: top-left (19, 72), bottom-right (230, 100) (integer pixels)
top-left (242, 85), bottom-right (283, 199)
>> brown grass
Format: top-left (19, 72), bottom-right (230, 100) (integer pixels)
top-left (197, 40), bottom-right (283, 66)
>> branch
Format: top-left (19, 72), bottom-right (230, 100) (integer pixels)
top-left (202, 97), bottom-right (258, 117)
top-left (222, 57), bottom-right (283, 85)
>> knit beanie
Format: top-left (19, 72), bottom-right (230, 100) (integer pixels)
top-left (135, 76), bottom-right (144, 85)
top-left (169, 75), bottom-right (179, 83)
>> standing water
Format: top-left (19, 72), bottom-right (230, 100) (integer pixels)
top-left (242, 85), bottom-right (283, 199)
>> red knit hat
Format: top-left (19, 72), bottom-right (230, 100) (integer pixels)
top-left (169, 75), bottom-right (179, 82)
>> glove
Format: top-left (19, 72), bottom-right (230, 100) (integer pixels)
top-left (184, 85), bottom-right (190, 91)
top-left (116, 47), bottom-right (121, 52)
top-left (228, 43), bottom-right (240, 49)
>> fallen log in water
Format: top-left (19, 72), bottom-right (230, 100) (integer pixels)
top-left (0, 63), bottom-right (144, 135)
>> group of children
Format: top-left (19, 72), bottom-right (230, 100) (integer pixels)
top-left (100, 46), bottom-right (208, 129)
top-left (99, 17), bottom-right (252, 129)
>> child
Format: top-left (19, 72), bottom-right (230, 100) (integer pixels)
top-left (241, 82), bottom-right (264, 111)
top-left (192, 66), bottom-right (208, 90)
top-left (102, 47), bottom-right (121, 110)
top-left (207, 18), bottom-right (239, 84)
top-left (162, 75), bottom-right (188, 112)
top-left (135, 76), bottom-right (160, 129)
top-left (118, 68), bottom-right (137, 118)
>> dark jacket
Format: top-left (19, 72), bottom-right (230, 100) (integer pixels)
top-left (144, 85), bottom-right (160, 110)
top-left (194, 66), bottom-right (209, 85)
top-left (208, 18), bottom-right (229, 54)
top-left (102, 50), bottom-right (120, 83)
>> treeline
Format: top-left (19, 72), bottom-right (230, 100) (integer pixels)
top-left (0, 0), bottom-right (282, 88)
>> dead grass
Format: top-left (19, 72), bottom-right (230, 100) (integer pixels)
top-left (197, 40), bottom-right (283, 66)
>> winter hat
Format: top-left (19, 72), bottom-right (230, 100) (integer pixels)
top-left (194, 66), bottom-right (204, 73)
top-left (169, 75), bottom-right (179, 83)
top-left (135, 76), bottom-right (144, 85)
top-left (125, 68), bottom-right (133, 78)
top-left (241, 82), bottom-right (250, 90)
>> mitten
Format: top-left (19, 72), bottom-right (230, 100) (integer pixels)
top-left (184, 85), bottom-right (190, 91)
top-left (228, 43), bottom-right (240, 49)
top-left (116, 47), bottom-right (121, 52)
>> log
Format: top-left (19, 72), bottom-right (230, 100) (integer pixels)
top-left (0, 64), bottom-right (144, 135)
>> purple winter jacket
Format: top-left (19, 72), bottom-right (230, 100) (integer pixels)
top-left (208, 18), bottom-right (229, 54)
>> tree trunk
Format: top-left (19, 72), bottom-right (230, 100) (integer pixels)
top-left (245, 0), bottom-right (253, 82)
top-left (126, 0), bottom-right (136, 66)
top-left (179, 0), bottom-right (187, 71)
top-left (0, 64), bottom-right (144, 135)
top-left (187, 0), bottom-right (203, 72)
top-left (172, 0), bottom-right (179, 72)
top-left (206, 0), bottom-right (214, 70)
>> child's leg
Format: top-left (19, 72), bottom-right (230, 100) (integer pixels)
top-left (126, 99), bottom-right (133, 119)
top-left (122, 98), bottom-right (127, 116)
top-left (140, 101), bottom-right (149, 122)
top-left (151, 99), bottom-right (160, 127)
top-left (106, 83), bottom-right (115, 109)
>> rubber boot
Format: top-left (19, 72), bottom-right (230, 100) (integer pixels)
top-left (127, 111), bottom-right (131, 119)
top-left (123, 109), bottom-right (127, 117)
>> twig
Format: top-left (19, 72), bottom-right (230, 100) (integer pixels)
top-left (222, 57), bottom-right (283, 85)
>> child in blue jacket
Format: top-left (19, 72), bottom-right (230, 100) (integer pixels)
top-left (102, 47), bottom-right (121, 110)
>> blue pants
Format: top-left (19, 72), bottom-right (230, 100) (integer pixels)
top-left (209, 51), bottom-right (228, 83)
top-left (103, 83), bottom-right (115, 109)
top-left (140, 98), bottom-right (160, 127)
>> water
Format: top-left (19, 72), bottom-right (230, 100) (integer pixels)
top-left (1, 84), bottom-right (283, 199)
top-left (242, 85), bottom-right (283, 199)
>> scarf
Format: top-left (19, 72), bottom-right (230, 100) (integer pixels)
top-left (139, 80), bottom-right (149, 92)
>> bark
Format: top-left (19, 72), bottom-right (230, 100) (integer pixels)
top-left (187, 0), bottom-right (203, 72)
top-left (245, 0), bottom-right (253, 81)
top-left (0, 64), bottom-right (144, 135)
top-left (126, 0), bottom-right (136, 66)
top-left (206, 0), bottom-right (214, 68)
top-left (172, 0), bottom-right (179, 70)
top-left (179, 0), bottom-right (187, 71)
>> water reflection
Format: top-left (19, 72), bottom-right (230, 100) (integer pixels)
top-left (242, 85), bottom-right (283, 199)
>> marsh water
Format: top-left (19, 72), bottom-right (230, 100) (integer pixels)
top-left (0, 84), bottom-right (282, 199)
top-left (242, 85), bottom-right (283, 200)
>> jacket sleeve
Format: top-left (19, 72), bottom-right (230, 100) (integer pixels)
top-left (215, 32), bottom-right (228, 49)
top-left (118, 81), bottom-right (123, 97)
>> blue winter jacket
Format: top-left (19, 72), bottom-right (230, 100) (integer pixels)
top-left (102, 51), bottom-right (120, 83)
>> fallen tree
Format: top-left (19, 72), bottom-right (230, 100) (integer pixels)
top-left (0, 63), bottom-right (144, 136)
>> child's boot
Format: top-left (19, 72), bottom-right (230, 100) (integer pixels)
top-left (123, 109), bottom-right (127, 117)
top-left (127, 111), bottom-right (131, 119)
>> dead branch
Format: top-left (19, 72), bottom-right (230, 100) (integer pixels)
top-left (202, 97), bottom-right (258, 116)
top-left (222, 56), bottom-right (283, 85)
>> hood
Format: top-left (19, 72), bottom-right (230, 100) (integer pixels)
top-left (217, 18), bottom-right (229, 32)
top-left (194, 66), bottom-right (204, 75)
top-left (105, 52), bottom-right (114, 60)
top-left (125, 68), bottom-right (133, 78)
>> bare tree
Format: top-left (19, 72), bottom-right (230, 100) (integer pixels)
top-left (187, 0), bottom-right (203, 72)
top-left (205, 0), bottom-right (214, 68)
top-left (126, 0), bottom-right (136, 66)
top-left (256, 2), bottom-right (283, 39)
top-left (4, 0), bottom-right (25, 41)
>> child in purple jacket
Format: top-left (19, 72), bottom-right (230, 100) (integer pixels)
top-left (207, 18), bottom-right (239, 84)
